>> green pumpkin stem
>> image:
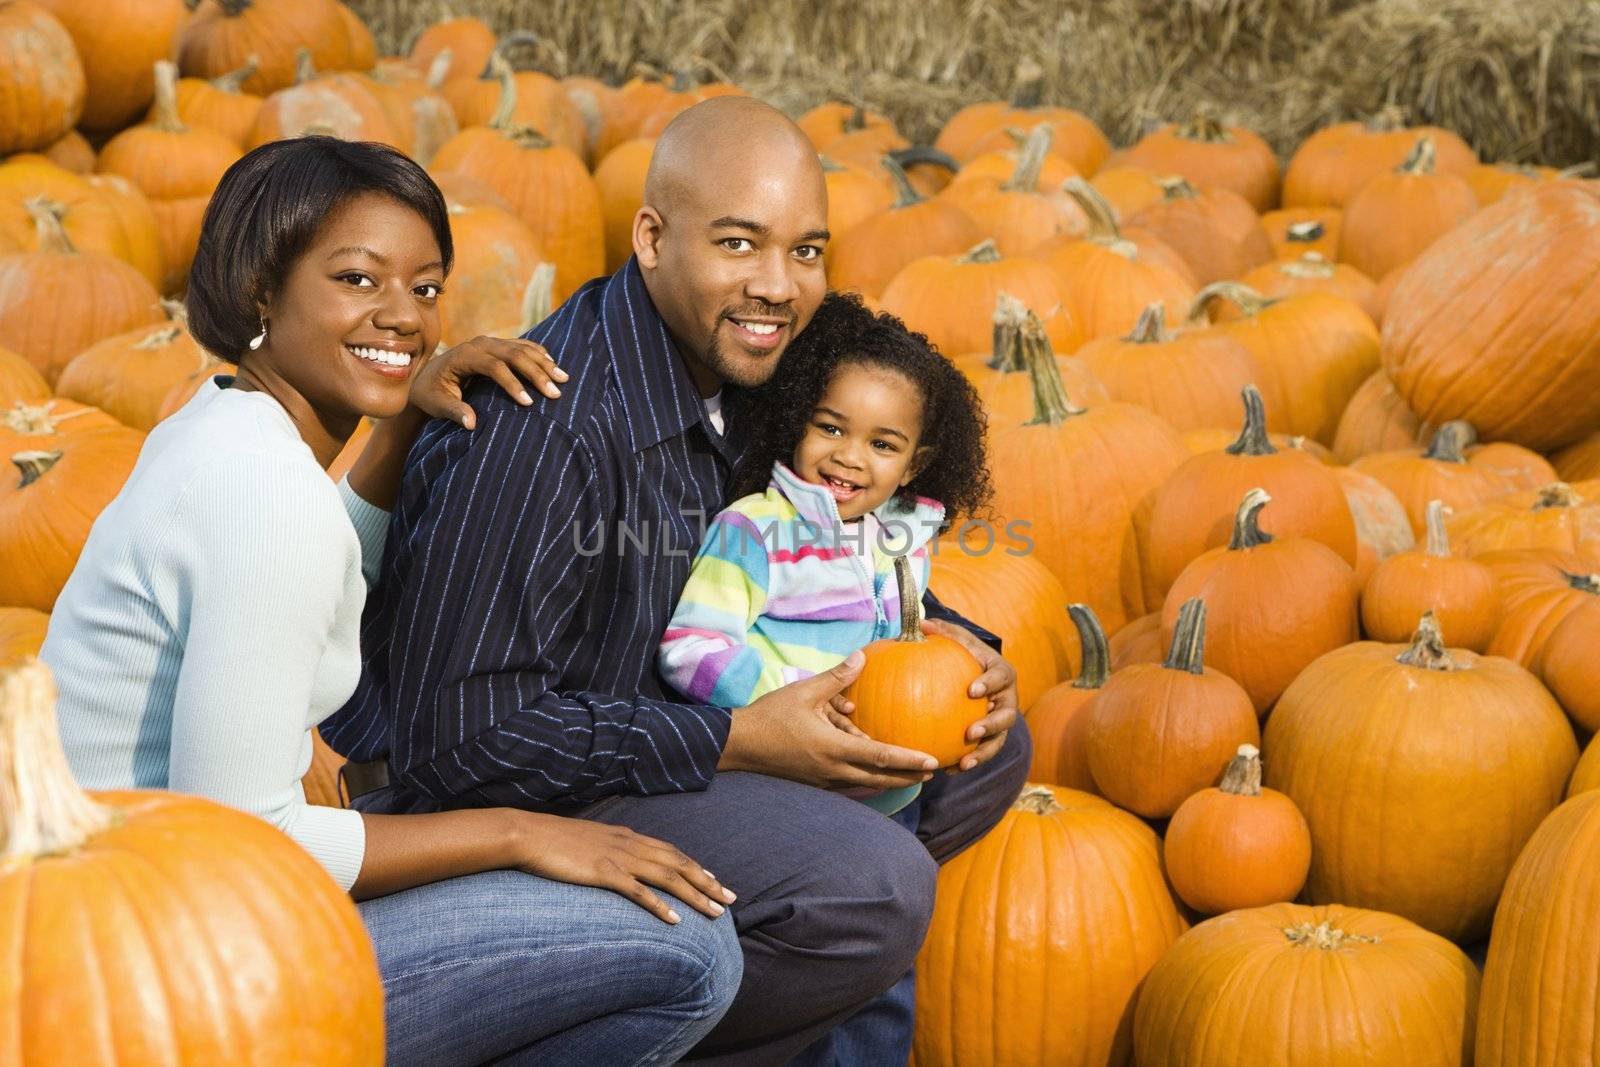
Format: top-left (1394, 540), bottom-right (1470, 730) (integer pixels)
top-left (516, 263), bottom-right (556, 333)
top-left (1066, 604), bottom-right (1109, 690)
top-left (1423, 421), bottom-right (1475, 464)
top-left (893, 555), bottom-right (924, 643)
top-left (13, 450), bottom-right (62, 488)
top-left (1163, 597), bottom-right (1208, 675)
top-left (1422, 500), bottom-right (1453, 557)
top-left (1395, 610), bottom-right (1458, 671)
top-left (211, 55), bottom-right (259, 93)
top-left (1399, 136), bottom-right (1437, 175)
top-left (1224, 385), bottom-right (1277, 456)
top-left (1126, 303), bottom-right (1171, 344)
top-left (988, 292), bottom-right (1029, 372)
top-left (1018, 312), bottom-right (1084, 426)
top-left (1218, 743), bottom-right (1262, 796)
top-left (0, 660), bottom-right (118, 860)
top-left (1229, 488), bottom-right (1274, 549)
top-left (881, 156), bottom-right (924, 209)
top-left (1534, 482), bottom-right (1582, 510)
top-left (1002, 124), bottom-right (1053, 192)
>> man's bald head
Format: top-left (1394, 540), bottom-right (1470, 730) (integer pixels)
top-left (632, 95), bottom-right (830, 395)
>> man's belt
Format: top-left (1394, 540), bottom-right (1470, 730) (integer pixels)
top-left (339, 759), bottom-right (391, 804)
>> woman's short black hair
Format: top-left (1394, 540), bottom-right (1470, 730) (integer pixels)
top-left (729, 291), bottom-right (992, 523)
top-left (186, 136), bottom-right (453, 361)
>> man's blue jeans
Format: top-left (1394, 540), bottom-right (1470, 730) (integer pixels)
top-left (358, 868), bottom-right (743, 1066)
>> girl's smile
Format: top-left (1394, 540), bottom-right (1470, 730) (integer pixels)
top-left (793, 362), bottom-right (927, 520)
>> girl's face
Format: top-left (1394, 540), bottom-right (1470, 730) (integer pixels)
top-left (793, 362), bottom-right (927, 520)
top-left (254, 191), bottom-right (445, 429)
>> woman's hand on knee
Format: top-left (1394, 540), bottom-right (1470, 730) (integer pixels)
top-left (512, 814), bottom-right (738, 925)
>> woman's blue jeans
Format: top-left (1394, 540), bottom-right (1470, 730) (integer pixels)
top-left (357, 868), bottom-right (743, 1066)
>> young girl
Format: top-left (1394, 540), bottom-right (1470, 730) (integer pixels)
top-left (658, 292), bottom-right (992, 814)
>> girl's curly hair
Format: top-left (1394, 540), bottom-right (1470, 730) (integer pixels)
top-left (728, 291), bottom-right (992, 523)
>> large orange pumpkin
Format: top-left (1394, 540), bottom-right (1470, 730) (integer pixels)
top-left (34, 0), bottom-right (187, 132)
top-left (1332, 369), bottom-right (1430, 464)
top-left (247, 50), bottom-right (401, 151)
top-left (1481, 548), bottom-right (1600, 669)
top-left (1281, 110), bottom-right (1477, 208)
top-left (934, 126), bottom-right (1086, 257)
top-left (985, 312), bottom-right (1190, 632)
top-left (1351, 420), bottom-right (1557, 538)
top-left (819, 155), bottom-right (893, 255)
top-left (1446, 480), bottom-right (1600, 568)
top-left (1121, 113), bottom-right (1280, 211)
top-left (0, 604), bottom-right (48, 666)
top-left (1163, 487), bottom-right (1359, 715)
top-left (1193, 283), bottom-right (1380, 446)
top-left (1024, 604), bottom-right (1106, 792)
top-left (430, 57), bottom-right (603, 304)
top-left (1537, 597), bottom-right (1600, 736)
top-left (0, 161), bottom-right (163, 289)
top-left (1339, 136), bottom-right (1479, 283)
top-left (796, 101), bottom-right (897, 154)
top-left (440, 39), bottom-right (586, 160)
top-left (0, 658), bottom-right (385, 1064)
top-left (1145, 385), bottom-right (1358, 595)
top-left (0, 197), bottom-right (164, 385)
top-left (1075, 302), bottom-right (1264, 434)
top-left (1126, 178), bottom-right (1273, 287)
top-left (97, 60), bottom-right (242, 294)
top-left (178, 0), bottom-right (352, 96)
top-left (1264, 611), bottom-right (1579, 943)
top-left (1086, 596), bottom-right (1261, 818)
top-left (1382, 179), bottom-right (1600, 451)
top-left (1135, 903), bottom-right (1480, 1066)
top-left (1362, 499), bottom-right (1499, 651)
top-left (437, 201), bottom-right (548, 348)
top-left (927, 546), bottom-right (1078, 714)
top-left (407, 13), bottom-right (496, 86)
top-left (913, 784), bottom-right (1187, 1067)
top-left (878, 239), bottom-right (1079, 358)
top-left (1163, 744), bottom-right (1312, 915)
top-left (826, 157), bottom-right (983, 299)
top-left (53, 302), bottom-right (209, 431)
top-left (364, 57), bottom-right (458, 166)
top-left (1476, 791), bottom-right (1600, 1066)
top-left (0, 1), bottom-right (84, 155)
top-left (947, 292), bottom-right (1107, 426)
top-left (843, 557), bottom-right (984, 768)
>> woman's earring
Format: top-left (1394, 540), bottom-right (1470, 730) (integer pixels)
top-left (248, 318), bottom-right (267, 351)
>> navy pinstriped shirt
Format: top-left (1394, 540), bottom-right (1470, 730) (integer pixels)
top-left (322, 259), bottom-right (994, 813)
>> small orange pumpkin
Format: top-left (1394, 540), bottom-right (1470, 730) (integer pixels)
top-left (164, 59), bottom-right (266, 148)
top-left (947, 292), bottom-right (1107, 426)
top-left (1121, 112), bottom-right (1280, 211)
top-left (53, 300), bottom-right (209, 431)
top-left (1339, 136), bottom-right (1479, 283)
top-left (844, 556), bottom-right (984, 767)
top-left (826, 156), bottom-right (983, 299)
top-left (1537, 597), bottom-right (1600, 736)
top-left (1332, 465), bottom-right (1416, 587)
top-left (1025, 603), bottom-right (1107, 792)
top-left (1361, 498), bottom-right (1499, 651)
top-left (1258, 206), bottom-right (1341, 259)
top-left (0, 1), bottom-right (85, 155)
top-left (1332, 370), bottom-right (1430, 465)
top-left (935, 125), bottom-right (1086, 257)
top-left (1127, 177), bottom-right (1273, 287)
top-left (1481, 548), bottom-right (1600, 670)
top-left (1229, 253), bottom-right (1380, 321)
top-left (1447, 480), bottom-right (1600, 568)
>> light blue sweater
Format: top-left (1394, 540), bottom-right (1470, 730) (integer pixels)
top-left (43, 379), bottom-right (388, 890)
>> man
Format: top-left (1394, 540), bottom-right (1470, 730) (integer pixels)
top-left (325, 97), bottom-right (1030, 1064)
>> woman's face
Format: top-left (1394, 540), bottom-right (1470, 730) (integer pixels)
top-left (256, 191), bottom-right (444, 424)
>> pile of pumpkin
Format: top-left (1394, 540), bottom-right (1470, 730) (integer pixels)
top-left (5, 2), bottom-right (1600, 1065)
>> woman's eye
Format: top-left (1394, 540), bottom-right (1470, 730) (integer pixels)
top-left (720, 238), bottom-right (753, 253)
top-left (338, 272), bottom-right (375, 287)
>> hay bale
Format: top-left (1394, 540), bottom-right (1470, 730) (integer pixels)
top-left (349, 0), bottom-right (1600, 166)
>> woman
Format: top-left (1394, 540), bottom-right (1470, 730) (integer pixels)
top-left (44, 136), bottom-right (741, 1066)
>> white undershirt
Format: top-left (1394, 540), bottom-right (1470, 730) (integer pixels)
top-left (703, 390), bottom-right (725, 435)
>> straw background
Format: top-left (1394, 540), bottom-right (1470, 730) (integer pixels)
top-left (349, 0), bottom-right (1600, 166)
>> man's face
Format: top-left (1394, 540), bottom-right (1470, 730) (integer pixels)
top-left (636, 163), bottom-right (830, 391)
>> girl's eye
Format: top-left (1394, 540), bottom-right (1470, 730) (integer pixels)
top-left (814, 421), bottom-right (840, 436)
top-left (872, 439), bottom-right (898, 452)
top-left (338, 272), bottom-right (375, 287)
top-left (720, 237), bottom-right (753, 253)
top-left (414, 283), bottom-right (442, 299)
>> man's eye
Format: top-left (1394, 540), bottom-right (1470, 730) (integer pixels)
top-left (414, 283), bottom-right (442, 299)
top-left (720, 238), bottom-right (752, 252)
top-left (794, 245), bottom-right (822, 261)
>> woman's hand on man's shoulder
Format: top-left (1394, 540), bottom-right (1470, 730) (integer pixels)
top-left (410, 336), bottom-right (569, 430)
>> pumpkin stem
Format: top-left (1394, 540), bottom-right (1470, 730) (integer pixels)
top-left (1067, 604), bottom-right (1109, 690)
top-left (489, 53), bottom-right (519, 131)
top-left (1009, 57), bottom-right (1043, 108)
top-left (1559, 161), bottom-right (1598, 179)
top-left (132, 324), bottom-right (185, 351)
top-left (1218, 743), bottom-right (1262, 796)
top-left (1188, 281), bottom-right (1271, 325)
top-left (1176, 111), bottom-right (1231, 143)
top-left (1157, 176), bottom-right (1200, 200)
top-left (22, 197), bottom-right (75, 256)
top-left (12, 450), bottom-right (62, 488)
top-left (151, 59), bottom-right (184, 133)
top-left (425, 48), bottom-right (454, 90)
top-left (516, 263), bottom-right (556, 334)
top-left (881, 156), bottom-right (924, 209)
top-left (1125, 303), bottom-right (1172, 344)
top-left (1422, 500), bottom-right (1453, 557)
top-left (1018, 311), bottom-right (1085, 427)
top-left (1012, 784), bottom-right (1063, 814)
top-left (1533, 482), bottom-right (1582, 510)
top-left (1002, 124), bottom-right (1053, 192)
top-left (987, 292), bottom-right (1029, 372)
top-left (1059, 177), bottom-right (1123, 243)
top-left (1163, 597), bottom-right (1208, 675)
top-left (1285, 220), bottom-right (1326, 244)
top-left (1422, 420), bottom-right (1474, 464)
top-left (294, 47), bottom-right (316, 86)
top-left (494, 30), bottom-right (546, 72)
top-left (1364, 104), bottom-right (1409, 132)
top-left (887, 146), bottom-right (961, 175)
top-left (0, 660), bottom-right (117, 859)
top-left (1224, 385), bottom-right (1277, 456)
top-left (892, 555), bottom-right (925, 643)
top-left (1280, 252), bottom-right (1336, 279)
top-left (1228, 488), bottom-right (1274, 550)
top-left (160, 297), bottom-right (189, 324)
top-left (1399, 136), bottom-right (1437, 175)
top-left (1395, 610), bottom-right (1459, 671)
top-left (959, 239), bottom-right (1003, 265)
top-left (845, 101), bottom-right (869, 132)
top-left (211, 55), bottom-right (259, 93)
top-left (1283, 919), bottom-right (1380, 950)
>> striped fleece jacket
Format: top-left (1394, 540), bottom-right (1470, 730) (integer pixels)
top-left (659, 461), bottom-right (946, 710)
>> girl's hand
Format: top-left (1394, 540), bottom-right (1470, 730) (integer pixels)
top-left (510, 812), bottom-right (737, 925)
top-left (410, 336), bottom-right (569, 429)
